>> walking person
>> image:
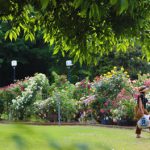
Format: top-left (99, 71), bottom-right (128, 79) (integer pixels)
top-left (135, 86), bottom-right (150, 138)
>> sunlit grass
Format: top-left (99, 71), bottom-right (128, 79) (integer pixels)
top-left (0, 124), bottom-right (150, 150)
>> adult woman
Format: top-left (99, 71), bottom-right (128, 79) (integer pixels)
top-left (135, 86), bottom-right (150, 138)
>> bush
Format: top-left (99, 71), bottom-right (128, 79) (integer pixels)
top-left (73, 78), bottom-right (92, 100)
top-left (11, 73), bottom-right (49, 120)
top-left (111, 99), bottom-right (136, 121)
top-left (34, 72), bottom-right (78, 122)
top-left (90, 67), bottom-right (132, 121)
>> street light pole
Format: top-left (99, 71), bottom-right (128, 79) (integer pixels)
top-left (66, 60), bottom-right (73, 82)
top-left (11, 60), bottom-right (17, 83)
top-left (55, 93), bottom-right (61, 125)
top-left (13, 66), bottom-right (16, 82)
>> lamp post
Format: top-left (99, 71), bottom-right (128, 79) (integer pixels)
top-left (11, 60), bottom-right (17, 83)
top-left (66, 60), bottom-right (73, 82)
top-left (55, 93), bottom-right (61, 125)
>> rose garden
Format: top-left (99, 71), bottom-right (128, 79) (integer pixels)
top-left (0, 68), bottom-right (149, 125)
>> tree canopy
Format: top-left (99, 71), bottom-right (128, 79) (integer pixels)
top-left (0, 0), bottom-right (149, 64)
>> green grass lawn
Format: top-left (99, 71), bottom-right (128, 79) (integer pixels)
top-left (0, 124), bottom-right (149, 150)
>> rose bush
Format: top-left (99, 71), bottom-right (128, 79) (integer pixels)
top-left (11, 73), bottom-right (49, 120)
top-left (89, 67), bottom-right (132, 122)
top-left (34, 72), bottom-right (78, 122)
top-left (111, 99), bottom-right (136, 122)
top-left (0, 80), bottom-right (27, 119)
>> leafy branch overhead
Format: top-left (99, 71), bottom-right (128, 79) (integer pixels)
top-left (0, 0), bottom-right (150, 64)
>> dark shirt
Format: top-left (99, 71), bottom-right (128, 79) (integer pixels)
top-left (138, 93), bottom-right (148, 109)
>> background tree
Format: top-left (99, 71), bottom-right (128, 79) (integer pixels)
top-left (89, 46), bottom-right (150, 80)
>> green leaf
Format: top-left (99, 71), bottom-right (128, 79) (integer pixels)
top-left (79, 57), bottom-right (83, 65)
top-left (61, 51), bottom-right (65, 57)
top-left (89, 4), bottom-right (95, 18)
top-left (73, 0), bottom-right (83, 8)
top-left (4, 31), bottom-right (10, 40)
top-left (91, 3), bottom-right (101, 20)
top-left (25, 34), bottom-right (29, 41)
top-left (119, 0), bottom-right (128, 14)
top-left (52, 0), bottom-right (56, 7)
top-left (8, 14), bottom-right (13, 21)
top-left (99, 41), bottom-right (103, 45)
top-left (9, 32), bottom-right (13, 41)
top-left (34, 25), bottom-right (37, 32)
top-left (50, 38), bottom-right (54, 46)
top-left (64, 44), bottom-right (70, 51)
top-left (12, 31), bottom-right (17, 40)
top-left (110, 0), bottom-right (118, 5)
top-left (29, 33), bottom-right (35, 41)
top-left (16, 27), bottom-right (20, 36)
top-left (94, 58), bottom-right (98, 65)
top-left (53, 47), bottom-right (59, 55)
top-left (40, 0), bottom-right (49, 10)
top-left (79, 0), bottom-right (90, 17)
top-left (80, 9), bottom-right (87, 17)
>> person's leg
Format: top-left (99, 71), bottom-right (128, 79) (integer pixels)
top-left (135, 125), bottom-right (142, 138)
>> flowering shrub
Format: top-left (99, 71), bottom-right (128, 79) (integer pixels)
top-left (111, 74), bottom-right (150, 124)
top-left (111, 99), bottom-right (136, 121)
top-left (132, 73), bottom-right (150, 87)
top-left (130, 73), bottom-right (150, 101)
top-left (0, 81), bottom-right (27, 119)
top-left (0, 81), bottom-right (26, 104)
top-left (34, 72), bottom-right (77, 122)
top-left (95, 67), bottom-right (131, 99)
top-left (11, 73), bottom-right (49, 120)
top-left (34, 98), bottom-right (53, 121)
top-left (89, 67), bottom-right (132, 121)
top-left (73, 78), bottom-right (93, 101)
top-left (116, 88), bottom-right (133, 101)
top-left (144, 78), bottom-right (150, 87)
